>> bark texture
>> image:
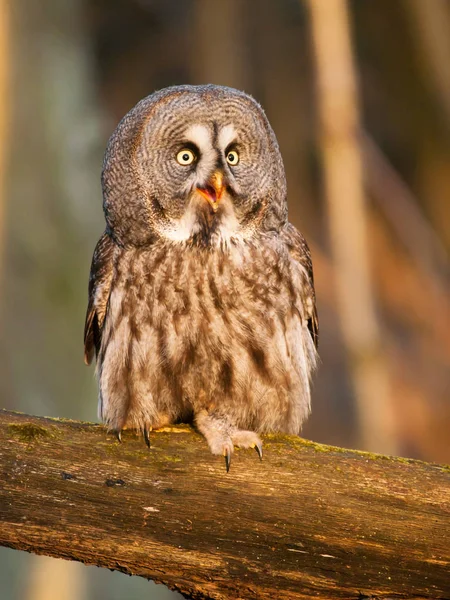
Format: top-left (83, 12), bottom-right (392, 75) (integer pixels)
top-left (0, 409), bottom-right (449, 600)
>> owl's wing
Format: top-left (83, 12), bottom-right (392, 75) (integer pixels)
top-left (281, 223), bottom-right (319, 350)
top-left (84, 232), bottom-right (115, 365)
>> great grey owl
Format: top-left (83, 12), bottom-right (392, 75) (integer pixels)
top-left (84, 84), bottom-right (318, 471)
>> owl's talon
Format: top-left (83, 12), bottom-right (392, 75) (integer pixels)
top-left (114, 430), bottom-right (122, 443)
top-left (143, 428), bottom-right (151, 449)
top-left (254, 442), bottom-right (263, 461)
top-left (224, 448), bottom-right (232, 473)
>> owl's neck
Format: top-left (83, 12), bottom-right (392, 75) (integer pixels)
top-left (159, 199), bottom-right (247, 248)
top-left (158, 195), bottom-right (281, 249)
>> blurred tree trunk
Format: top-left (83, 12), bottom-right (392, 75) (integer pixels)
top-left (305, 0), bottom-right (399, 454)
top-left (191, 0), bottom-right (248, 89)
top-left (403, 0), bottom-right (450, 251)
top-left (253, 1), bottom-right (316, 233)
top-left (3, 0), bottom-right (104, 599)
top-left (0, 0), bottom-right (10, 295)
top-left (404, 0), bottom-right (450, 131)
top-left (3, 0), bottom-right (103, 415)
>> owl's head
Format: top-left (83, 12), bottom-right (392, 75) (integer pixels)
top-left (102, 85), bottom-right (287, 246)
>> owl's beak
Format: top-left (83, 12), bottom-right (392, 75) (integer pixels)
top-left (196, 171), bottom-right (224, 213)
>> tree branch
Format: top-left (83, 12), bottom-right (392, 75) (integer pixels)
top-left (0, 409), bottom-right (449, 599)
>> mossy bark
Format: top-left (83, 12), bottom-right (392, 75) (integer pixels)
top-left (0, 409), bottom-right (449, 600)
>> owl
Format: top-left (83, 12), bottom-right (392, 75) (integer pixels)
top-left (84, 85), bottom-right (318, 471)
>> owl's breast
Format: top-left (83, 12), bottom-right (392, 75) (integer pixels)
top-left (101, 239), bottom-right (314, 432)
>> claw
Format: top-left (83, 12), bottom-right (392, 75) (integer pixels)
top-left (114, 430), bottom-right (122, 443)
top-left (143, 428), bottom-right (151, 449)
top-left (254, 442), bottom-right (263, 461)
top-left (224, 448), bottom-right (232, 473)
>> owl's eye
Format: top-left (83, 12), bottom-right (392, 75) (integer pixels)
top-left (226, 150), bottom-right (239, 166)
top-left (176, 149), bottom-right (196, 165)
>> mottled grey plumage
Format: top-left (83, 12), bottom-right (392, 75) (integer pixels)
top-left (84, 84), bottom-right (318, 469)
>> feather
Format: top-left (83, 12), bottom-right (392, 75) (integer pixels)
top-left (84, 232), bottom-right (114, 365)
top-left (281, 223), bottom-right (319, 350)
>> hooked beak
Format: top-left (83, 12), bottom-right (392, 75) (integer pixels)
top-left (196, 171), bottom-right (224, 213)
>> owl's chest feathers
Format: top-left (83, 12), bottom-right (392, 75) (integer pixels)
top-left (103, 238), bottom-right (310, 399)
top-left (112, 237), bottom-right (300, 318)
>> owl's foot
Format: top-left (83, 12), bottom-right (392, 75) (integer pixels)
top-left (195, 411), bottom-right (262, 472)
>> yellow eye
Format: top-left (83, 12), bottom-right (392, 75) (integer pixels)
top-left (226, 150), bottom-right (239, 166)
top-left (176, 149), bottom-right (196, 165)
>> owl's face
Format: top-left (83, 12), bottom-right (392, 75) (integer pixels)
top-left (102, 85), bottom-right (287, 246)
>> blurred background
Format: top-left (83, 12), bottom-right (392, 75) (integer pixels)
top-left (0, 0), bottom-right (449, 599)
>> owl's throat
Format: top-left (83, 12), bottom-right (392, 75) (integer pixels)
top-left (196, 199), bottom-right (219, 233)
top-left (162, 185), bottom-right (243, 246)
